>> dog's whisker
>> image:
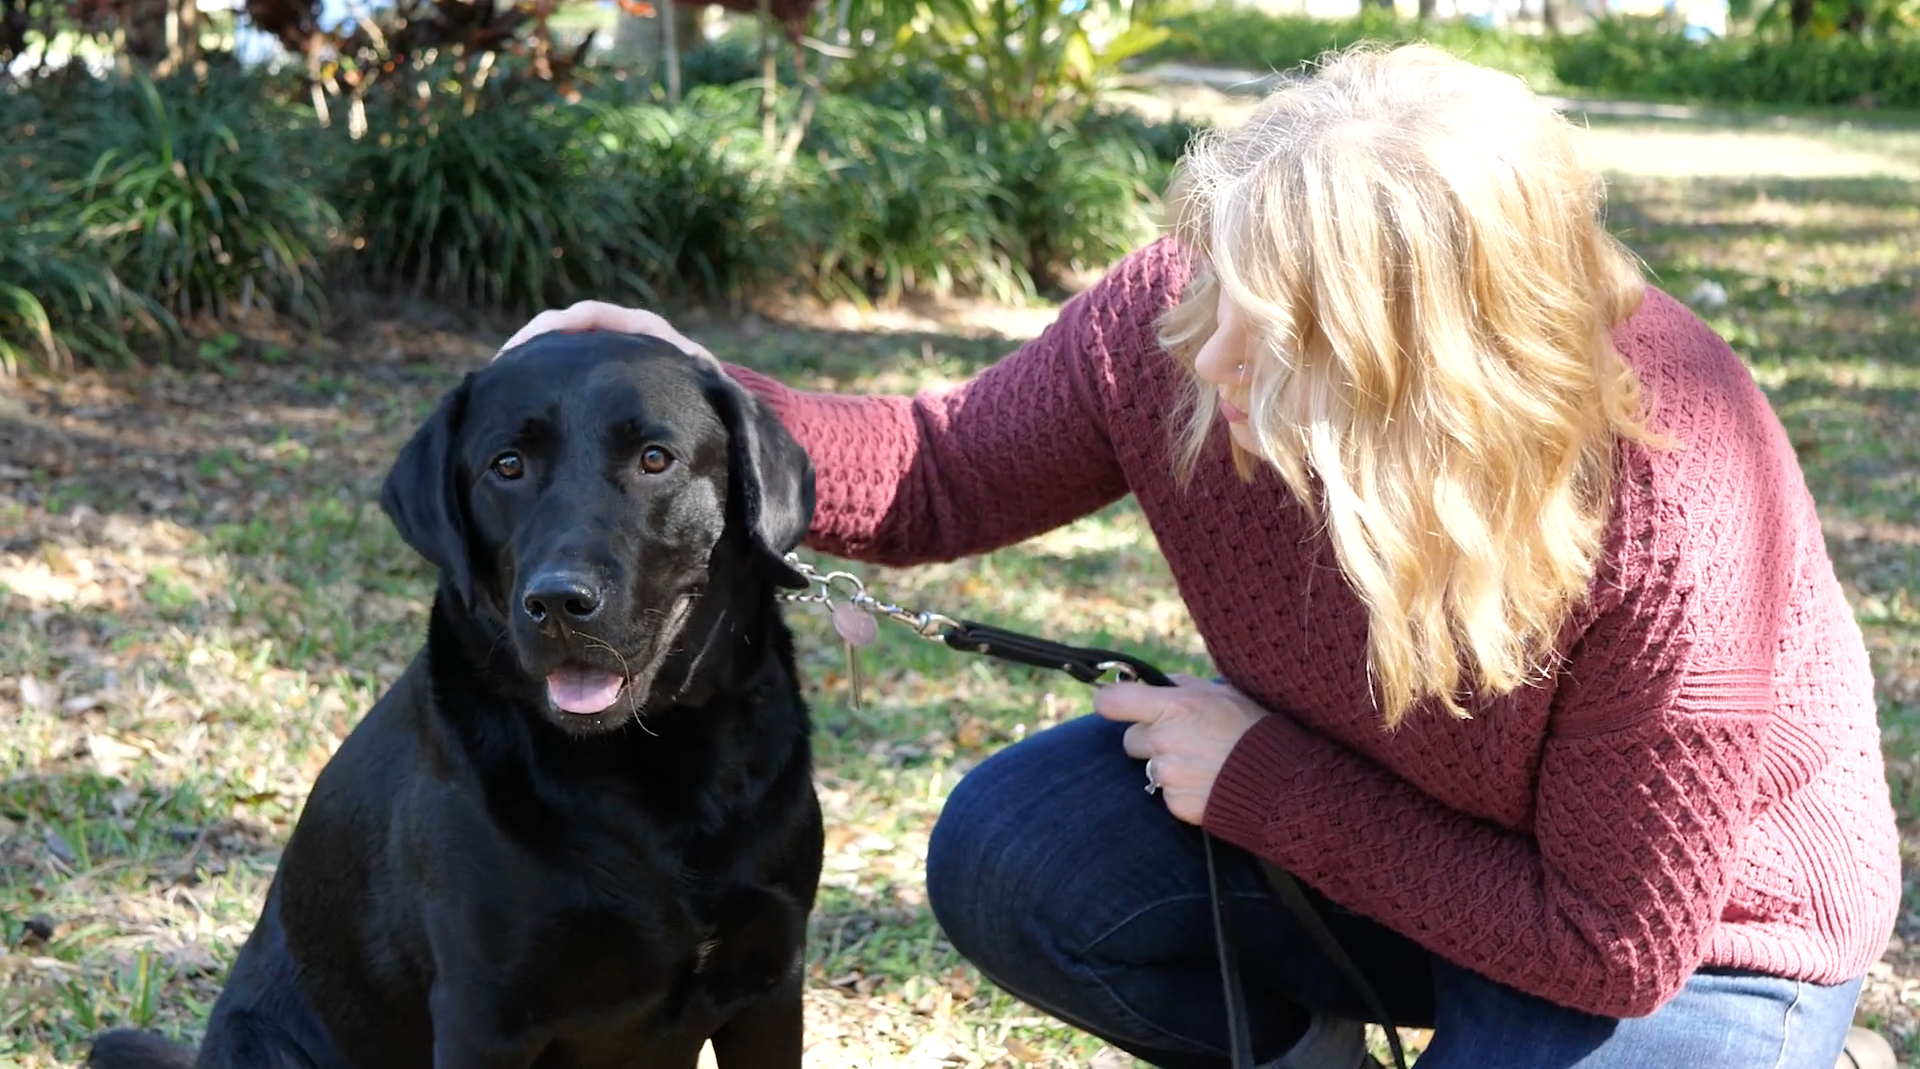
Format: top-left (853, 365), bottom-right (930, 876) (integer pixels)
top-left (579, 635), bottom-right (660, 736)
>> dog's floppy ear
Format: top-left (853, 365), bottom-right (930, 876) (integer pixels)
top-left (706, 371), bottom-right (815, 589)
top-left (380, 374), bottom-right (476, 604)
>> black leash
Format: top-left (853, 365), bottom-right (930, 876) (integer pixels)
top-left (780, 558), bottom-right (1411, 1069)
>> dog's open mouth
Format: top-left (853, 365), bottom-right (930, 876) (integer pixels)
top-left (537, 594), bottom-right (697, 718)
top-left (546, 664), bottom-right (628, 715)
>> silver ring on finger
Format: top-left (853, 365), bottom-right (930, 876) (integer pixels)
top-left (1144, 758), bottom-right (1162, 796)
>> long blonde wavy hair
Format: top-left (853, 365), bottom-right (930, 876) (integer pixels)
top-left (1160, 43), bottom-right (1659, 728)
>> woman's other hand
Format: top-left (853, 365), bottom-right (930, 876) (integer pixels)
top-left (1093, 674), bottom-right (1271, 826)
top-left (495, 301), bottom-right (713, 362)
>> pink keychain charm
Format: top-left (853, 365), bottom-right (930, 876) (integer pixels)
top-left (831, 600), bottom-right (879, 649)
top-left (829, 600), bottom-right (876, 710)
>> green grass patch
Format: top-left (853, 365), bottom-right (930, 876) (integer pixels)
top-left (2, 117), bottom-right (1917, 1068)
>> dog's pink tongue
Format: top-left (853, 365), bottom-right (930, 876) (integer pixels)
top-left (546, 666), bottom-right (625, 715)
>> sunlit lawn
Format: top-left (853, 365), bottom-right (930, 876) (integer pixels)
top-left (2, 103), bottom-right (1917, 1068)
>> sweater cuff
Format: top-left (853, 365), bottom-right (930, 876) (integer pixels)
top-left (1202, 710), bottom-right (1314, 857)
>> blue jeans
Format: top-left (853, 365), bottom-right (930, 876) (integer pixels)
top-left (925, 714), bottom-right (1865, 1068)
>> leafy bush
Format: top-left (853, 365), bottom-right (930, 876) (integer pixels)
top-left (795, 96), bottom-right (1029, 304)
top-left (3, 51), bottom-right (1180, 372)
top-left (338, 74), bottom-right (659, 311)
top-left (831, 63), bottom-right (961, 116)
top-left (982, 119), bottom-right (1163, 290)
top-left (1548, 17), bottom-right (1920, 107)
top-left (73, 76), bottom-right (337, 322)
top-left (0, 191), bottom-right (171, 375)
top-left (1077, 106), bottom-right (1208, 168)
top-left (1145, 5), bottom-right (1560, 88)
top-left (675, 30), bottom-right (803, 91)
top-left (839, 0), bottom-right (1170, 125)
top-left (585, 85), bottom-right (791, 301)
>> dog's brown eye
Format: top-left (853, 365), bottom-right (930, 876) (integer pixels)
top-left (639, 446), bottom-right (674, 475)
top-left (490, 452), bottom-right (525, 480)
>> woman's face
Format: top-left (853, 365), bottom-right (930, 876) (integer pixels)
top-left (1191, 288), bottom-right (1259, 454)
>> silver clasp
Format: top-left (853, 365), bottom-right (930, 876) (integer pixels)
top-left (779, 553), bottom-right (960, 642)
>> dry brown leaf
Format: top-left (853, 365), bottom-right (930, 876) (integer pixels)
top-left (953, 715), bottom-right (991, 750)
top-left (86, 732), bottom-right (144, 779)
top-left (1003, 1037), bottom-right (1045, 1064)
top-left (18, 675), bottom-right (54, 713)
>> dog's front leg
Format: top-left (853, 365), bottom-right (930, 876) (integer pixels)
top-left (429, 982), bottom-right (549, 1069)
top-left (707, 979), bottom-right (804, 1069)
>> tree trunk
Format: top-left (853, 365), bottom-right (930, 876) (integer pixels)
top-left (612, 1), bottom-right (662, 73)
top-left (1788, 0), bottom-right (1813, 34)
top-left (122, 0), bottom-right (169, 65)
top-left (673, 3), bottom-right (701, 56)
top-left (1417, 0), bottom-right (1438, 19)
top-left (659, 0), bottom-right (679, 103)
top-left (160, 0), bottom-right (200, 75)
top-left (758, 0), bottom-right (775, 144)
top-left (1541, 0), bottom-right (1561, 30)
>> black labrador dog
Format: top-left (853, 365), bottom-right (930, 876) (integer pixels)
top-left (89, 332), bottom-right (824, 1069)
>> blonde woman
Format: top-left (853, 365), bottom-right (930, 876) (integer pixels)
top-left (498, 45), bottom-right (1898, 1069)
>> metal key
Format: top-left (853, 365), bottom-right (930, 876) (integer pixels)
top-left (830, 598), bottom-right (878, 711)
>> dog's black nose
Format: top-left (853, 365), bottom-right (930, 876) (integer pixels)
top-left (522, 572), bottom-right (603, 625)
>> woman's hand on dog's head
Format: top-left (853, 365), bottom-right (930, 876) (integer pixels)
top-left (498, 302), bottom-right (714, 365)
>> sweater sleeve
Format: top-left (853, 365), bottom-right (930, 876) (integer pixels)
top-left (721, 241), bottom-right (1191, 566)
top-left (1202, 313), bottom-right (1803, 1019)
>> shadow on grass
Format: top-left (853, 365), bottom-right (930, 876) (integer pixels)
top-left (1568, 98), bottom-right (1920, 135)
top-left (1605, 176), bottom-right (1920, 265)
top-left (0, 764), bottom-right (281, 1061)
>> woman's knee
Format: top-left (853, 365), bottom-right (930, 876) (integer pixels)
top-left (925, 731), bottom-right (1051, 960)
top-left (923, 758), bottom-right (995, 952)
top-left (926, 715), bottom-right (1140, 964)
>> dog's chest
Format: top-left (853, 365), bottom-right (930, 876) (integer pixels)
top-left (510, 875), bottom-right (796, 1043)
top-left (512, 816), bottom-right (800, 1013)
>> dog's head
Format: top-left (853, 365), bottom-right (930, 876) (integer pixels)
top-left (379, 332), bottom-right (814, 734)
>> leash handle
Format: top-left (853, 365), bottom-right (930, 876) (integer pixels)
top-left (940, 620), bottom-right (1175, 687)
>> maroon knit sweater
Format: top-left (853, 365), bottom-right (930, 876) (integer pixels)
top-left (725, 239), bottom-right (1900, 1018)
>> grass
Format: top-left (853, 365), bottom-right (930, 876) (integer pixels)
top-left (3, 110), bottom-right (1919, 1068)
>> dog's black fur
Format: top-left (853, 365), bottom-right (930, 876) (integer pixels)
top-left (88, 333), bottom-right (824, 1069)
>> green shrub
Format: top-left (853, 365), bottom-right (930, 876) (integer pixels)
top-left (1548, 18), bottom-right (1920, 107)
top-left (74, 76), bottom-right (336, 322)
top-left (4, 79), bottom-right (175, 374)
top-left (338, 74), bottom-right (659, 310)
top-left (0, 191), bottom-right (171, 376)
top-left (584, 85), bottom-right (791, 301)
top-left (676, 31), bottom-right (803, 90)
top-left (2, 54), bottom-right (1178, 371)
top-left (1077, 106), bottom-right (1208, 168)
top-left (796, 96), bottom-right (1029, 304)
top-left (1145, 5), bottom-right (1559, 88)
top-left (982, 119), bottom-right (1163, 290)
top-left (830, 63), bottom-right (962, 117)
top-left (833, 0), bottom-right (1171, 126)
